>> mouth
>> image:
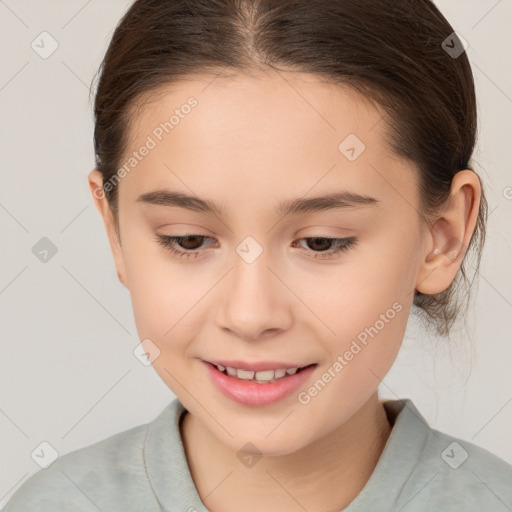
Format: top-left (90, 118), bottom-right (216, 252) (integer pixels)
top-left (202, 360), bottom-right (318, 406)
top-left (205, 360), bottom-right (317, 384)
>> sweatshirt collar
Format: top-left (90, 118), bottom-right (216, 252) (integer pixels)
top-left (144, 397), bottom-right (430, 512)
top-left (342, 399), bottom-right (431, 511)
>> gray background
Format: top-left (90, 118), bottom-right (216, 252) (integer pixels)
top-left (1, 0), bottom-right (511, 507)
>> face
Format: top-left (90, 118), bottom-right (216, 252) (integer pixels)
top-left (94, 71), bottom-right (432, 456)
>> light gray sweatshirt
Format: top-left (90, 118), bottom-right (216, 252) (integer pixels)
top-left (3, 398), bottom-right (512, 511)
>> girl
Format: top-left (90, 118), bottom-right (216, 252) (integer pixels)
top-left (5, 0), bottom-right (512, 510)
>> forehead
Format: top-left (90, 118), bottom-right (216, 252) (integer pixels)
top-left (119, 70), bottom-right (417, 217)
top-left (129, 70), bottom-right (384, 152)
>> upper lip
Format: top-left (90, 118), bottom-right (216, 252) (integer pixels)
top-left (204, 359), bottom-right (316, 372)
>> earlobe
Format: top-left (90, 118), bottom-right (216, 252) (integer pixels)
top-left (416, 170), bottom-right (481, 295)
top-left (87, 169), bottom-right (129, 289)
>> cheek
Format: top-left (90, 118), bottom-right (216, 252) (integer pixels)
top-left (320, 280), bottom-right (407, 388)
top-left (121, 231), bottom-right (201, 347)
top-left (297, 275), bottom-right (409, 431)
top-left (129, 270), bottom-right (202, 346)
top-left (310, 232), bottom-right (416, 382)
top-left (126, 259), bottom-right (206, 396)
top-left (123, 214), bottom-right (416, 354)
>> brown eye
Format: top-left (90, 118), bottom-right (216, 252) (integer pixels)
top-left (293, 236), bottom-right (358, 260)
top-left (304, 237), bottom-right (333, 252)
top-left (155, 234), bottom-right (358, 262)
top-left (155, 234), bottom-right (215, 260)
top-left (175, 235), bottom-right (206, 250)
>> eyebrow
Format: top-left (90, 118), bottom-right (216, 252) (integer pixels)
top-left (136, 189), bottom-right (379, 218)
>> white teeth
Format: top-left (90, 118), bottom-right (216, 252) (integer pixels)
top-left (217, 365), bottom-right (303, 382)
top-left (236, 369), bottom-right (255, 380)
top-left (254, 370), bottom-right (275, 381)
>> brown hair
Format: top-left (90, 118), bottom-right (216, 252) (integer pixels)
top-left (91, 0), bottom-right (487, 338)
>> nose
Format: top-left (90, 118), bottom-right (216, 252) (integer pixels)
top-left (214, 247), bottom-right (293, 341)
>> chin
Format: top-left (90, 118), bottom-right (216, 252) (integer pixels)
top-left (224, 425), bottom-right (308, 459)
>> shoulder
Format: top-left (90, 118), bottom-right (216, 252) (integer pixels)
top-left (395, 406), bottom-right (512, 511)
top-left (361, 399), bottom-right (512, 511)
top-left (3, 419), bottom-right (159, 512)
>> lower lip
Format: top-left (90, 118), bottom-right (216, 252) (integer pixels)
top-left (203, 361), bottom-right (317, 407)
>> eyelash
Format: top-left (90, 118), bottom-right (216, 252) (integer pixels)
top-left (155, 234), bottom-right (358, 261)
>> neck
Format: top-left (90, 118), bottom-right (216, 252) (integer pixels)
top-left (180, 392), bottom-right (392, 512)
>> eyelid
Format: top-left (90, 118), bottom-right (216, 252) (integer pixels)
top-left (155, 233), bottom-right (358, 261)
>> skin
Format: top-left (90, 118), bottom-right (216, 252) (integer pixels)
top-left (88, 69), bottom-right (481, 512)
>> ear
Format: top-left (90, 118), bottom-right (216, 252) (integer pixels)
top-left (416, 170), bottom-right (481, 295)
top-left (88, 169), bottom-right (129, 289)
